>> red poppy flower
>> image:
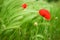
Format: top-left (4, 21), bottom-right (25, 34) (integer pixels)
top-left (39, 9), bottom-right (51, 20)
top-left (22, 3), bottom-right (27, 9)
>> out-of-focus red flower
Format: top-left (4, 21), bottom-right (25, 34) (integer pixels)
top-left (39, 9), bottom-right (51, 20)
top-left (22, 3), bottom-right (27, 9)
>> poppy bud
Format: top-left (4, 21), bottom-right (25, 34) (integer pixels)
top-left (39, 9), bottom-right (51, 20)
top-left (22, 3), bottom-right (27, 9)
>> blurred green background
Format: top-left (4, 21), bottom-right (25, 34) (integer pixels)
top-left (0, 0), bottom-right (60, 40)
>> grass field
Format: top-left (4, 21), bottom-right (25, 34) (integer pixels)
top-left (0, 0), bottom-right (60, 40)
